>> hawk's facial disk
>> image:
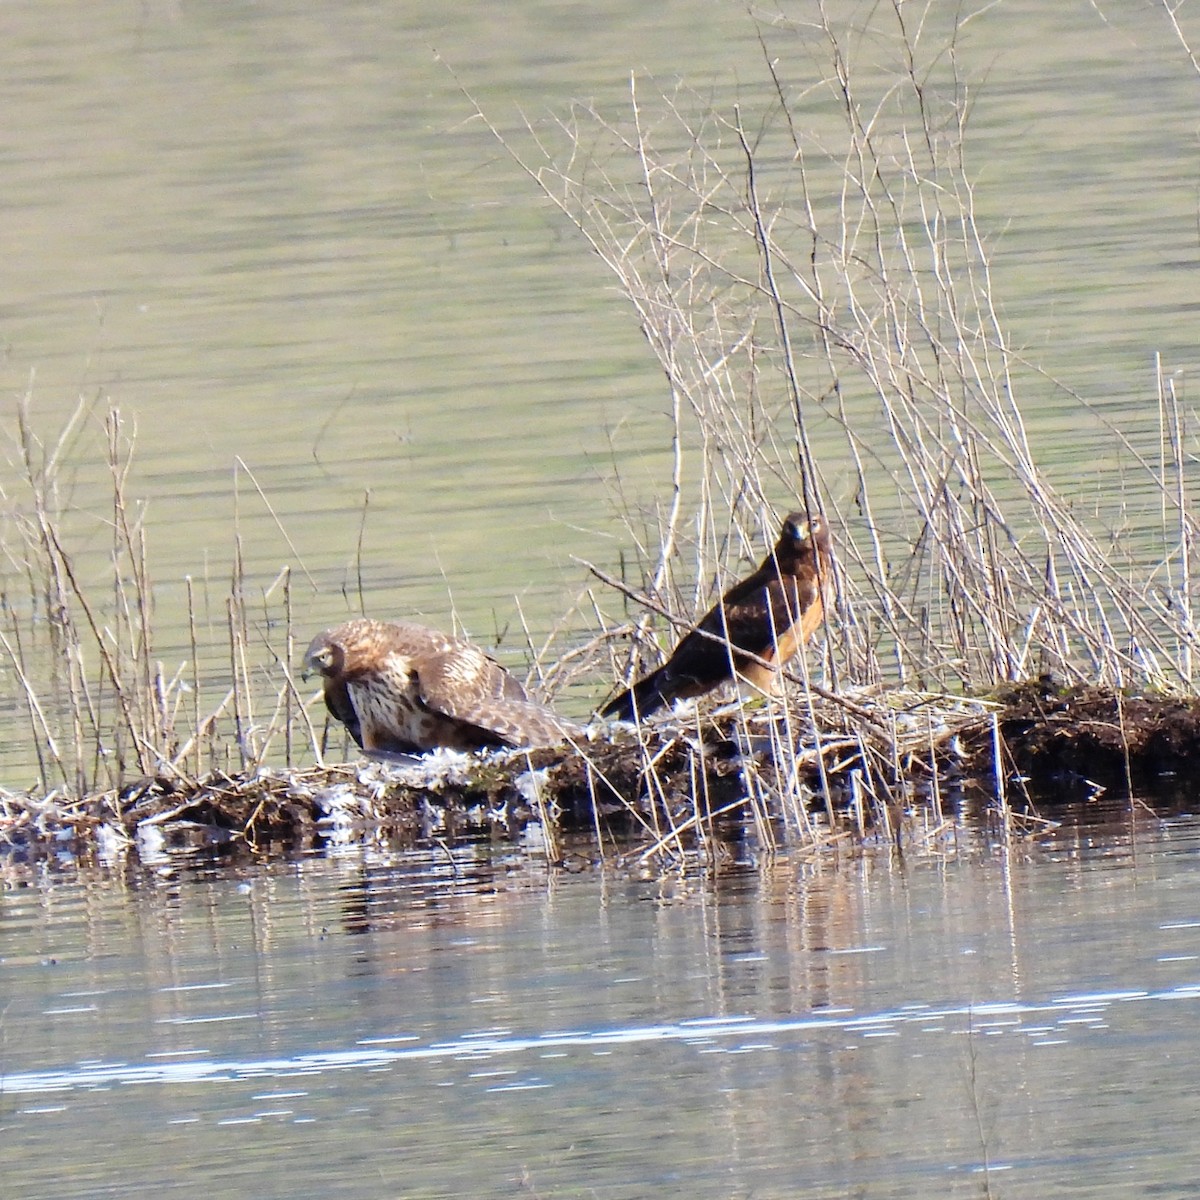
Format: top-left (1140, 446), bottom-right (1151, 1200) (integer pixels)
top-left (782, 512), bottom-right (828, 549)
top-left (303, 635), bottom-right (343, 680)
top-left (782, 513), bottom-right (812, 545)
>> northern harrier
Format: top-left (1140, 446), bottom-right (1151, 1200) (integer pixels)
top-left (304, 618), bottom-right (579, 755)
top-left (602, 512), bottom-right (833, 721)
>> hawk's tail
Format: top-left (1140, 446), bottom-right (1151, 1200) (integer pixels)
top-left (600, 667), bottom-right (675, 723)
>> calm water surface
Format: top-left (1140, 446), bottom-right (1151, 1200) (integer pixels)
top-left (4, 815), bottom-right (1200, 1198)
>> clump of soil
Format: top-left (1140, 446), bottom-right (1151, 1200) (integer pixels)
top-left (5, 680), bottom-right (1200, 862)
top-left (971, 678), bottom-right (1200, 798)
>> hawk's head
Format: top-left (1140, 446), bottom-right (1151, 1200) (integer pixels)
top-left (780, 511), bottom-right (829, 551)
top-left (303, 630), bottom-right (345, 680)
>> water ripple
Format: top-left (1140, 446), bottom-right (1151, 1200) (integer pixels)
top-left (6, 983), bottom-right (1198, 1096)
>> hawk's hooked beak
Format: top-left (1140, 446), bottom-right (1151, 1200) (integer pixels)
top-left (302, 638), bottom-right (338, 681)
top-left (300, 647), bottom-right (320, 682)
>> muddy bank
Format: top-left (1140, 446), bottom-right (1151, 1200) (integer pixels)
top-left (3, 681), bottom-right (1199, 862)
top-left (985, 679), bottom-right (1200, 798)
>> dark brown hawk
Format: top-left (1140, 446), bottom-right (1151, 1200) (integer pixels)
top-left (304, 618), bottom-right (579, 755)
top-left (602, 512), bottom-right (833, 721)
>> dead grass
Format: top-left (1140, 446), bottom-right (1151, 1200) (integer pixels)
top-left (493, 4), bottom-right (1195, 703)
top-left (460, 0), bottom-right (1196, 852)
top-left (0, 391), bottom-right (325, 802)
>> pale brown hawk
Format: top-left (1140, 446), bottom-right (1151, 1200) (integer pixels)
top-left (304, 618), bottom-right (579, 755)
top-left (602, 512), bottom-right (833, 721)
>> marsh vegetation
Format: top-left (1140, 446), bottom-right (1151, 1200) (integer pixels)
top-left (2, 3), bottom-right (1196, 862)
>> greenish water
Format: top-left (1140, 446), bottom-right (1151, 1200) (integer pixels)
top-left (4, 814), bottom-right (1200, 1198)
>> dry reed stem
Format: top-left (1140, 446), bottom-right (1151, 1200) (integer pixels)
top-left (478, 3), bottom-right (1195, 727)
top-left (1, 402), bottom-right (307, 798)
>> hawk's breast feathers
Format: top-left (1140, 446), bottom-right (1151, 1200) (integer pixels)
top-left (602, 512), bottom-right (833, 721)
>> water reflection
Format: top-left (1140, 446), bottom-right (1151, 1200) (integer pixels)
top-left (4, 817), bottom-right (1200, 1197)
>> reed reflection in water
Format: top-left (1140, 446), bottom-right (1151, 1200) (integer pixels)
top-left (4, 815), bottom-right (1200, 1197)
